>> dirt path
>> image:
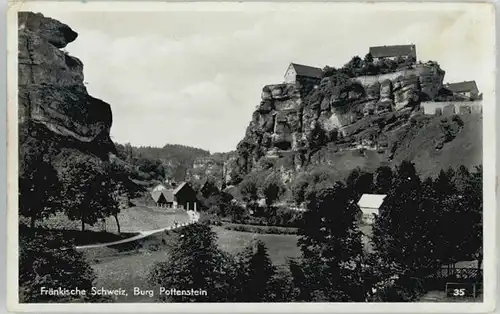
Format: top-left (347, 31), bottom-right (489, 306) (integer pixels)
top-left (75, 211), bottom-right (199, 250)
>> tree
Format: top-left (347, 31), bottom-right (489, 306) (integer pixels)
top-left (56, 150), bottom-right (108, 231)
top-left (19, 227), bottom-right (106, 302)
top-left (291, 172), bottom-right (310, 205)
top-left (364, 52), bottom-right (373, 64)
top-left (226, 203), bottom-right (247, 223)
top-left (453, 165), bottom-right (471, 193)
top-left (343, 56), bottom-right (363, 77)
top-left (202, 191), bottom-right (233, 217)
top-left (294, 182), bottom-right (365, 301)
top-left (433, 169), bottom-right (456, 197)
top-left (262, 174), bottom-right (285, 206)
top-left (372, 161), bottom-right (443, 278)
top-left (235, 240), bottom-right (277, 302)
top-left (19, 132), bottom-right (61, 228)
top-left (200, 178), bottom-right (219, 198)
top-left (239, 175), bottom-right (259, 203)
top-left (291, 166), bottom-right (338, 205)
top-left (374, 166), bottom-right (393, 194)
top-left (345, 168), bottom-right (374, 200)
top-left (101, 162), bottom-right (130, 234)
top-left (362, 53), bottom-right (379, 75)
top-left (148, 223), bottom-right (238, 302)
top-left (322, 66), bottom-right (337, 78)
top-left (449, 165), bottom-right (482, 267)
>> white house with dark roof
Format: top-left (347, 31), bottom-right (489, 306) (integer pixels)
top-left (357, 193), bottom-right (387, 225)
top-left (369, 44), bottom-right (417, 62)
top-left (284, 62), bottom-right (323, 84)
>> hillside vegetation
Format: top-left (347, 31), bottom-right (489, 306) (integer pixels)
top-left (308, 113), bottom-right (482, 180)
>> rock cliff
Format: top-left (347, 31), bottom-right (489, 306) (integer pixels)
top-left (18, 12), bottom-right (114, 158)
top-left (186, 152), bottom-right (237, 188)
top-left (229, 61), bottom-right (482, 183)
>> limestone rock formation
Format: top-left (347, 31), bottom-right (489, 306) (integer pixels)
top-left (18, 12), bottom-right (114, 156)
top-left (230, 62), bottom-right (446, 183)
top-left (186, 152), bottom-right (237, 187)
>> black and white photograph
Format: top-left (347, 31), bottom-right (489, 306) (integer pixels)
top-left (6, 1), bottom-right (496, 312)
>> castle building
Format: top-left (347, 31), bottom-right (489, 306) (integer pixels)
top-left (444, 81), bottom-right (480, 99)
top-left (369, 44), bottom-right (417, 62)
top-left (284, 62), bottom-right (323, 84)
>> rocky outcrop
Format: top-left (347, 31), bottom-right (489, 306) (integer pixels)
top-left (230, 62), bottom-right (446, 183)
top-left (186, 152), bottom-right (236, 187)
top-left (18, 12), bottom-right (114, 156)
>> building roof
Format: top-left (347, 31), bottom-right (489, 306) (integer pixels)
top-left (152, 184), bottom-right (168, 192)
top-left (150, 191), bottom-right (162, 202)
top-left (150, 181), bottom-right (194, 203)
top-left (150, 189), bottom-right (175, 203)
top-left (369, 44), bottom-right (416, 59)
top-left (444, 81), bottom-right (479, 94)
top-left (357, 194), bottom-right (387, 210)
top-left (288, 63), bottom-right (323, 79)
top-left (172, 181), bottom-right (188, 194)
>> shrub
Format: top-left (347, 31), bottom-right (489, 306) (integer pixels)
top-left (199, 213), bottom-right (223, 226)
top-left (19, 227), bottom-right (107, 303)
top-left (452, 114), bottom-right (464, 127)
top-left (224, 224), bottom-right (299, 235)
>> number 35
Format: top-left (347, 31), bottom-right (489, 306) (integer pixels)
top-left (453, 288), bottom-right (466, 296)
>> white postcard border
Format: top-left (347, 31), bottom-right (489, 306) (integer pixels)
top-left (5, 1), bottom-right (497, 313)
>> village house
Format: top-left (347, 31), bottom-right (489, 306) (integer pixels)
top-left (444, 81), bottom-right (480, 100)
top-left (150, 181), bottom-right (198, 211)
top-left (369, 44), bottom-right (417, 62)
top-left (284, 62), bottom-right (323, 84)
top-left (357, 193), bottom-right (387, 225)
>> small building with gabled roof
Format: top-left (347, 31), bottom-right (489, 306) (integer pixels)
top-left (357, 193), bottom-right (387, 225)
top-left (284, 62), bottom-right (323, 84)
top-left (444, 81), bottom-right (480, 99)
top-left (150, 181), bottom-right (198, 210)
top-left (369, 44), bottom-right (417, 62)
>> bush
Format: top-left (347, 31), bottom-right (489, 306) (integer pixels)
top-left (452, 115), bottom-right (464, 127)
top-left (224, 223), bottom-right (299, 235)
top-left (199, 213), bottom-right (223, 226)
top-left (19, 227), bottom-right (107, 303)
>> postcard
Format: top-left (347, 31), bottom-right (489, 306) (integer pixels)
top-left (5, 1), bottom-right (496, 312)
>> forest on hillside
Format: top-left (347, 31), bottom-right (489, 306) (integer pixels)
top-left (115, 143), bottom-right (210, 182)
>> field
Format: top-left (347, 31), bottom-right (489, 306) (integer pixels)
top-left (84, 224), bottom-right (302, 302)
top-left (214, 226), bottom-right (301, 266)
top-left (27, 206), bottom-right (189, 234)
top-left (88, 232), bottom-right (174, 302)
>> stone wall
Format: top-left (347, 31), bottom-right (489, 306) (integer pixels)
top-left (352, 63), bottom-right (445, 100)
top-left (420, 100), bottom-right (482, 115)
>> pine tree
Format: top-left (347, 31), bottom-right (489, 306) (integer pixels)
top-left (235, 240), bottom-right (276, 302)
top-left (374, 166), bottom-right (393, 194)
top-left (148, 223), bottom-right (237, 302)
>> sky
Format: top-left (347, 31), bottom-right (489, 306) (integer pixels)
top-left (30, 3), bottom-right (494, 153)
